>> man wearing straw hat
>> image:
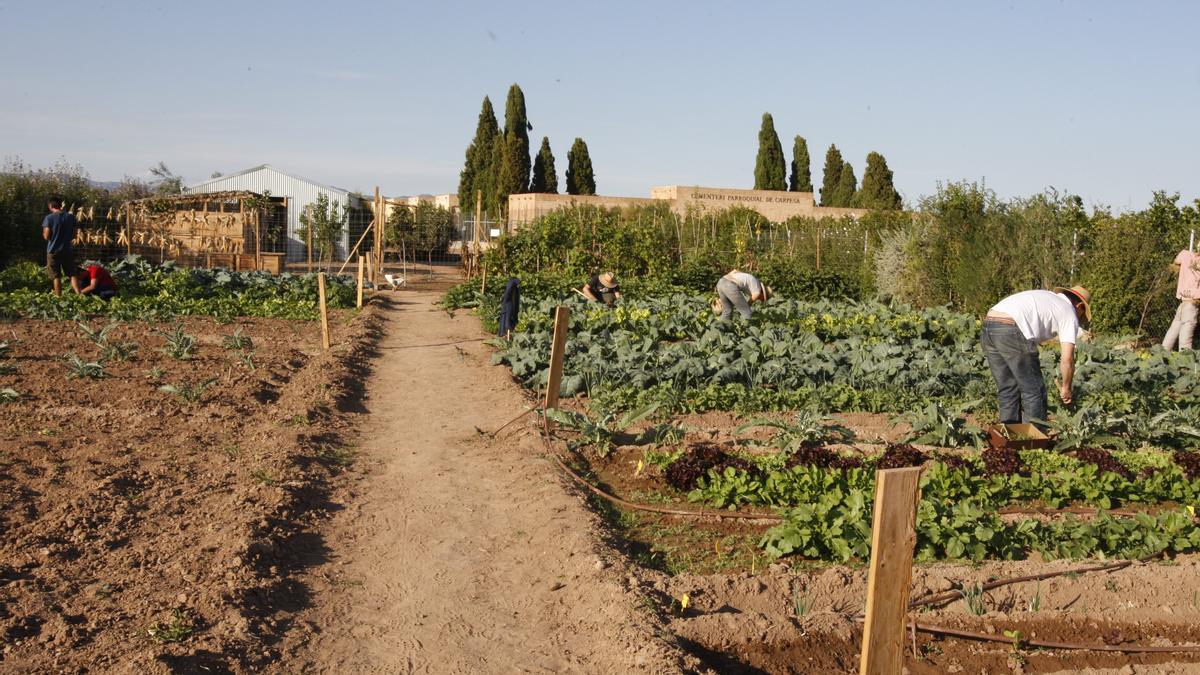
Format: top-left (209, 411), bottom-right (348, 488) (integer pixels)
top-left (581, 271), bottom-right (621, 307)
top-left (713, 269), bottom-right (772, 321)
top-left (1162, 247), bottom-right (1200, 351)
top-left (981, 285), bottom-right (1092, 426)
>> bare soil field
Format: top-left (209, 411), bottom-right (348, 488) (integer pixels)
top-left (0, 309), bottom-right (380, 673)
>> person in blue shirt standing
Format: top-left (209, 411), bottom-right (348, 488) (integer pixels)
top-left (42, 197), bottom-right (78, 296)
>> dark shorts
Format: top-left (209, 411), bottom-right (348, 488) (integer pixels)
top-left (46, 251), bottom-right (75, 280)
top-left (96, 287), bottom-right (117, 301)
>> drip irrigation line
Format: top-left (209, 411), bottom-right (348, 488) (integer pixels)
top-left (380, 337), bottom-right (488, 350)
top-left (487, 407), bottom-right (536, 438)
top-left (909, 619), bottom-right (1200, 653)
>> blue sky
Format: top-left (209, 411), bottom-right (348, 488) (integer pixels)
top-left (1, 0), bottom-right (1197, 211)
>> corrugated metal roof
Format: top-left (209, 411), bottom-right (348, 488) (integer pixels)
top-left (186, 164), bottom-right (353, 196)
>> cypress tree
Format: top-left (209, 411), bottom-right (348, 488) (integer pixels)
top-left (789, 135), bottom-right (813, 192)
top-left (530, 136), bottom-right (558, 193)
top-left (858, 151), bottom-right (902, 209)
top-left (753, 113), bottom-right (786, 190)
top-left (458, 96), bottom-right (499, 217)
top-left (496, 84), bottom-right (532, 212)
top-left (566, 138), bottom-right (596, 196)
top-left (487, 136), bottom-right (505, 214)
top-left (834, 160), bottom-right (858, 207)
top-left (819, 144), bottom-right (844, 206)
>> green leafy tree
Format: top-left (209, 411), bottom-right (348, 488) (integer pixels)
top-left (297, 193), bottom-right (346, 269)
top-left (753, 113), bottom-right (786, 191)
top-left (149, 161), bottom-right (183, 195)
top-left (496, 84), bottom-right (532, 213)
top-left (458, 96), bottom-right (500, 217)
top-left (834, 160), bottom-right (857, 207)
top-left (789, 135), bottom-right (813, 192)
top-left (566, 138), bottom-right (596, 196)
top-left (819, 144), bottom-right (844, 206)
top-left (530, 136), bottom-right (558, 193)
top-left (387, 202), bottom-right (455, 266)
top-left (858, 152), bottom-right (902, 210)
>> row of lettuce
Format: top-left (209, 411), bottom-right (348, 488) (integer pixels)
top-left (0, 257), bottom-right (356, 321)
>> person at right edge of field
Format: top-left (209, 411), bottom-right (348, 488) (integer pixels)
top-left (42, 196), bottom-right (78, 297)
top-left (981, 286), bottom-right (1092, 430)
top-left (1162, 246), bottom-right (1200, 351)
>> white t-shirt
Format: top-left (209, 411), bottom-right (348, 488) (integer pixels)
top-left (990, 290), bottom-right (1080, 344)
top-left (724, 271), bottom-right (763, 298)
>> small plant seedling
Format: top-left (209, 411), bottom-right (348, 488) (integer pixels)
top-left (159, 378), bottom-right (218, 404)
top-left (63, 353), bottom-right (106, 379)
top-left (0, 341), bottom-right (10, 358)
top-left (222, 445), bottom-right (243, 459)
top-left (251, 469), bottom-right (278, 486)
top-left (0, 388), bottom-right (20, 403)
top-left (77, 320), bottom-right (118, 346)
top-left (146, 608), bottom-right (194, 643)
top-left (144, 366), bottom-right (165, 380)
top-left (1027, 580), bottom-right (1042, 612)
top-left (0, 362), bottom-right (16, 375)
top-left (1104, 578), bottom-right (1119, 593)
top-left (1003, 629), bottom-right (1026, 664)
top-left (958, 582), bottom-right (987, 616)
top-left (158, 324), bottom-right (197, 360)
top-left (792, 586), bottom-right (811, 618)
top-left (284, 414), bottom-right (309, 427)
top-left (221, 328), bottom-right (254, 351)
top-left (101, 340), bottom-right (138, 362)
top-left (235, 350), bottom-right (257, 371)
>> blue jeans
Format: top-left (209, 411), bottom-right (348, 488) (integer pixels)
top-left (980, 320), bottom-right (1046, 425)
top-left (716, 278), bottom-right (751, 321)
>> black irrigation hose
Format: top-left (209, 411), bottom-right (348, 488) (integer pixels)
top-left (909, 619), bottom-right (1200, 654)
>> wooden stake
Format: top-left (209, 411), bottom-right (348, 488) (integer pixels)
top-left (356, 254), bottom-right (365, 308)
top-left (543, 306), bottom-right (571, 411)
top-left (474, 189), bottom-right (483, 278)
top-left (125, 204), bottom-right (132, 256)
top-left (373, 187), bottom-right (382, 284)
top-left (859, 467), bottom-right (922, 675)
top-left (317, 272), bottom-right (331, 350)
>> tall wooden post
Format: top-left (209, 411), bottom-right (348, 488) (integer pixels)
top-left (859, 467), bottom-right (922, 675)
top-left (473, 189), bottom-right (483, 278)
top-left (317, 272), bottom-right (331, 351)
top-left (356, 254), bottom-right (365, 308)
top-left (543, 306), bottom-right (571, 411)
top-left (372, 186), bottom-right (382, 285)
top-left (124, 204), bottom-right (132, 256)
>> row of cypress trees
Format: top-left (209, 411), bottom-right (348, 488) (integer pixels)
top-left (754, 112), bottom-right (902, 210)
top-left (458, 84), bottom-right (596, 219)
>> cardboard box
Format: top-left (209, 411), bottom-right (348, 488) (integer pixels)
top-left (987, 423), bottom-right (1054, 450)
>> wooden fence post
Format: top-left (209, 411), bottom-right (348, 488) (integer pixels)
top-left (356, 255), bottom-right (365, 308)
top-left (543, 306), bottom-right (571, 411)
top-left (317, 272), bottom-right (331, 351)
top-left (859, 467), bottom-right (922, 675)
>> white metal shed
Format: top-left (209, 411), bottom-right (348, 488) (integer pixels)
top-left (185, 164), bottom-right (367, 262)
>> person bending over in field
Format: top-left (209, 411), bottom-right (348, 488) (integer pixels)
top-left (41, 197), bottom-right (78, 297)
top-left (714, 269), bottom-right (771, 321)
top-left (71, 263), bottom-right (118, 301)
top-left (981, 286), bottom-right (1092, 428)
top-left (582, 271), bottom-right (621, 307)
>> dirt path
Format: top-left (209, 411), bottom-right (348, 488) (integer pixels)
top-left (284, 291), bottom-right (698, 673)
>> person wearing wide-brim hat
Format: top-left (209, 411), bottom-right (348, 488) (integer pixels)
top-left (582, 271), bottom-right (621, 307)
top-left (713, 269), bottom-right (772, 321)
top-left (981, 285), bottom-right (1092, 427)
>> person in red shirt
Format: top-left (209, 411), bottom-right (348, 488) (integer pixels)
top-left (71, 264), bottom-right (118, 300)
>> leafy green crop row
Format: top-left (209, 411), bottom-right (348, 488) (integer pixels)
top-left (492, 295), bottom-right (1200, 425)
top-left (0, 257), bottom-right (356, 321)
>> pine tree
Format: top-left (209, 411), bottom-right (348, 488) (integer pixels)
top-left (458, 96), bottom-right (500, 217)
top-left (789, 135), bottom-right (813, 192)
top-left (834, 160), bottom-right (857, 207)
top-left (496, 84), bottom-right (532, 214)
top-left (858, 151), bottom-right (902, 209)
top-left (753, 113), bottom-right (786, 190)
top-left (566, 138), bottom-right (596, 195)
top-left (530, 136), bottom-right (558, 193)
top-left (819, 144), bottom-right (844, 206)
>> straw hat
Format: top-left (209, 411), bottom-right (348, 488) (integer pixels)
top-left (599, 272), bottom-right (616, 286)
top-left (760, 284), bottom-right (773, 302)
top-left (1053, 285), bottom-right (1092, 323)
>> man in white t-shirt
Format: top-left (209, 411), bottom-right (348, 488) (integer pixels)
top-left (714, 270), bottom-right (771, 321)
top-left (1162, 249), bottom-right (1200, 351)
top-left (981, 286), bottom-right (1092, 426)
